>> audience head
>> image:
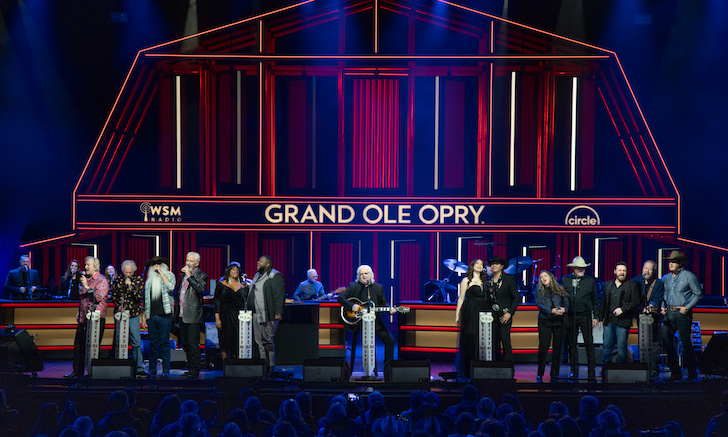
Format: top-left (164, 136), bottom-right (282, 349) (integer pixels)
top-left (537, 419), bottom-right (561, 437)
top-left (662, 421), bottom-right (684, 437)
top-left (221, 422), bottom-right (243, 437)
top-left (480, 418), bottom-right (507, 437)
top-left (279, 399), bottom-right (302, 423)
top-left (330, 394), bottom-right (347, 406)
top-left (548, 401), bottom-right (569, 420)
top-left (408, 389), bottom-right (425, 411)
top-left (501, 393), bottom-right (524, 413)
top-left (180, 399), bottom-right (199, 415)
top-left (477, 396), bottom-right (496, 420)
top-left (123, 388), bottom-right (138, 408)
top-left (558, 416), bottom-right (580, 437)
top-left (200, 400), bottom-right (219, 423)
top-left (59, 429), bottom-right (80, 437)
top-left (422, 392), bottom-right (439, 407)
top-left (108, 390), bottom-right (129, 412)
top-left (579, 395), bottom-right (599, 417)
top-left (244, 396), bottom-right (262, 419)
top-left (226, 408), bottom-right (249, 433)
top-left (462, 384), bottom-right (479, 403)
top-left (605, 404), bottom-right (626, 428)
top-left (238, 388), bottom-right (257, 406)
top-left (597, 410), bottom-right (622, 434)
top-left (455, 412), bottom-right (476, 435)
top-left (368, 391), bottom-right (385, 408)
top-left (372, 414), bottom-right (406, 437)
top-left (154, 394), bottom-right (182, 428)
top-left (505, 412), bottom-right (528, 435)
top-left (294, 392), bottom-right (312, 416)
top-left (271, 421), bottom-right (297, 437)
top-left (422, 415), bottom-right (447, 437)
top-left (324, 403), bottom-right (349, 430)
top-left (495, 403), bottom-right (514, 421)
top-left (179, 412), bottom-right (201, 437)
top-left (36, 402), bottom-right (60, 424)
top-left (73, 415), bottom-right (94, 437)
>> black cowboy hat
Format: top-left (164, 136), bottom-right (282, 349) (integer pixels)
top-left (145, 256), bottom-right (170, 269)
top-left (487, 255), bottom-right (509, 269)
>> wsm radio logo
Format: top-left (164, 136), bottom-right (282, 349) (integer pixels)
top-left (564, 205), bottom-right (601, 226)
top-left (140, 202), bottom-right (183, 222)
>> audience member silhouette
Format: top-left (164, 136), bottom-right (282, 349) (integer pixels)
top-left (705, 390), bottom-right (728, 436)
top-left (97, 390), bottom-right (145, 437)
top-left (575, 395), bottom-right (599, 437)
top-left (445, 385), bottom-right (479, 421)
top-left (151, 395), bottom-right (181, 437)
top-left (32, 402), bottom-right (62, 437)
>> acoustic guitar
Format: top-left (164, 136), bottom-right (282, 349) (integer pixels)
top-left (340, 297), bottom-right (410, 325)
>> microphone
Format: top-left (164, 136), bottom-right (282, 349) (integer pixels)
top-left (242, 273), bottom-right (248, 280)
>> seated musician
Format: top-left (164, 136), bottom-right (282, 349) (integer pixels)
top-left (4, 255), bottom-right (41, 300)
top-left (293, 269), bottom-right (325, 301)
top-left (338, 265), bottom-right (397, 371)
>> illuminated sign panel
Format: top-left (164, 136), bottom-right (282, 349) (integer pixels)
top-left (75, 196), bottom-right (677, 233)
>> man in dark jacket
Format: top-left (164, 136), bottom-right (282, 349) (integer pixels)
top-left (4, 254), bottom-right (41, 300)
top-left (177, 251), bottom-right (208, 379)
top-left (245, 255), bottom-right (285, 374)
top-left (488, 255), bottom-right (520, 363)
top-left (631, 260), bottom-right (665, 378)
top-left (338, 264), bottom-right (397, 373)
top-left (561, 256), bottom-right (599, 380)
top-left (599, 262), bottom-right (639, 365)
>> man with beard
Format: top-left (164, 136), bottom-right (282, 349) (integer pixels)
top-left (661, 250), bottom-right (702, 382)
top-left (338, 264), bottom-right (397, 373)
top-left (631, 260), bottom-right (665, 378)
top-left (143, 256), bottom-right (176, 378)
top-left (598, 262), bottom-right (639, 366)
top-left (177, 252), bottom-right (208, 379)
top-left (245, 255), bottom-right (285, 375)
top-left (561, 256), bottom-right (599, 380)
top-left (487, 255), bottom-right (520, 363)
top-left (4, 254), bottom-right (41, 299)
top-left (111, 260), bottom-right (146, 377)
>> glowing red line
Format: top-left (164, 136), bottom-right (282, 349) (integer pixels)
top-left (639, 135), bottom-right (668, 196)
top-left (693, 308), bottom-right (728, 314)
top-left (319, 324), bottom-right (344, 329)
top-left (618, 139), bottom-right (646, 195)
top-left (676, 237), bottom-right (728, 252)
top-left (629, 137), bottom-right (656, 194)
top-left (510, 327), bottom-right (539, 333)
top-left (597, 86), bottom-right (621, 137)
top-left (399, 326), bottom-right (460, 332)
top-left (488, 63), bottom-right (493, 196)
top-left (319, 345), bottom-right (345, 349)
top-left (145, 53), bottom-right (611, 61)
top-left (599, 72), bottom-right (631, 135)
top-left (319, 302), bottom-right (340, 308)
top-left (19, 233), bottom-right (76, 248)
top-left (77, 226), bottom-right (671, 234)
top-left (98, 133), bottom-right (126, 192)
top-left (399, 347), bottom-right (458, 353)
top-left (723, 256), bottom-right (725, 298)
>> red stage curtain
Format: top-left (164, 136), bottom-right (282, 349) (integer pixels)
top-left (261, 238), bottom-right (287, 290)
top-left (67, 247), bottom-right (90, 268)
top-left (352, 78), bottom-right (400, 189)
top-left (603, 240), bottom-right (624, 281)
top-left (327, 243), bottom-right (354, 291)
top-left (398, 242), bottom-right (421, 301)
top-left (466, 240), bottom-right (490, 265)
top-left (199, 247), bottom-right (224, 281)
top-left (125, 237), bottom-right (152, 275)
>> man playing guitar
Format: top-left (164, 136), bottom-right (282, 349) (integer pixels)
top-left (338, 265), bottom-right (398, 373)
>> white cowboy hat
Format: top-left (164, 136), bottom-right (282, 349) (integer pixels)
top-left (566, 256), bottom-right (591, 268)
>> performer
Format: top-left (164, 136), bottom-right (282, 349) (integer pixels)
top-left (105, 265), bottom-right (117, 284)
top-left (111, 260), bottom-right (146, 377)
top-left (60, 259), bottom-right (81, 300)
top-left (4, 254), bottom-right (41, 300)
top-left (245, 255), bottom-right (285, 374)
top-left (338, 264), bottom-right (397, 373)
top-left (598, 262), bottom-right (639, 365)
top-left (534, 271), bottom-right (568, 382)
top-left (455, 259), bottom-right (492, 378)
top-left (487, 255), bottom-right (520, 363)
top-left (631, 260), bottom-right (665, 378)
top-left (561, 256), bottom-right (598, 380)
top-left (177, 251), bottom-right (208, 379)
top-left (661, 250), bottom-right (702, 382)
top-left (143, 256), bottom-right (176, 378)
top-left (214, 262), bottom-right (248, 359)
top-left (64, 256), bottom-right (109, 378)
top-left (293, 269), bottom-right (325, 301)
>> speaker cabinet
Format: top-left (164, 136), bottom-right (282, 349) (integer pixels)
top-left (90, 359), bottom-right (135, 379)
top-left (0, 329), bottom-right (43, 373)
top-left (603, 362), bottom-right (648, 383)
top-left (223, 358), bottom-right (266, 378)
top-left (470, 361), bottom-right (514, 380)
top-left (385, 360), bottom-right (431, 383)
top-left (303, 359), bottom-right (350, 382)
top-left (701, 334), bottom-right (728, 376)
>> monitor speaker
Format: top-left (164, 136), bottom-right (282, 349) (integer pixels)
top-left (701, 334), bottom-right (728, 376)
top-left (0, 329), bottom-right (43, 373)
top-left (303, 359), bottom-right (350, 382)
top-left (602, 362), bottom-right (648, 383)
top-left (470, 361), bottom-right (514, 380)
top-left (223, 358), bottom-right (266, 378)
top-left (90, 359), bottom-right (135, 379)
top-left (385, 360), bottom-right (431, 383)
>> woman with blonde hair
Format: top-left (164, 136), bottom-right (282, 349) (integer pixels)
top-left (534, 270), bottom-right (568, 382)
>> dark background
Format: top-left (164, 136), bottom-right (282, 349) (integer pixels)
top-left (1, 0), bottom-right (726, 273)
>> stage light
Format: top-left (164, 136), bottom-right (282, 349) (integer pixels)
top-left (434, 76), bottom-right (440, 190)
top-left (570, 77), bottom-right (578, 191)
top-left (509, 71), bottom-right (516, 187)
top-left (175, 76), bottom-right (182, 189)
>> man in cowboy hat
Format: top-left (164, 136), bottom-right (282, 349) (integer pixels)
top-left (487, 255), bottom-right (520, 363)
top-left (561, 256), bottom-right (599, 380)
top-left (660, 250), bottom-right (702, 382)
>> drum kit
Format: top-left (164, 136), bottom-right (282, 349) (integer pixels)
top-left (424, 254), bottom-right (564, 302)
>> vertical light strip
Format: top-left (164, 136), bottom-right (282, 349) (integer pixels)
top-left (258, 61), bottom-right (263, 195)
top-left (594, 238), bottom-right (601, 279)
top-left (312, 76), bottom-right (317, 189)
top-left (570, 77), bottom-right (578, 191)
top-left (28, 252), bottom-right (32, 268)
top-left (488, 64), bottom-right (494, 196)
top-left (509, 71), bottom-right (516, 187)
top-left (310, 232), bottom-right (314, 269)
top-left (175, 76), bottom-right (182, 189)
top-left (390, 241), bottom-right (395, 280)
top-left (457, 237), bottom-right (463, 264)
top-left (169, 231), bottom-right (173, 268)
top-left (374, 0), bottom-right (379, 54)
top-left (434, 76), bottom-right (440, 190)
top-left (657, 248), bottom-right (664, 278)
top-left (722, 256), bottom-right (725, 297)
top-left (521, 246), bottom-right (528, 285)
top-left (578, 233), bottom-right (582, 257)
top-left (436, 232), bottom-right (441, 280)
top-left (226, 245), bottom-right (231, 266)
top-left (236, 70), bottom-right (242, 185)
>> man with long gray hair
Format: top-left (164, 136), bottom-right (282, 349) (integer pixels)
top-left (143, 256), bottom-right (176, 378)
top-left (111, 260), bottom-right (146, 377)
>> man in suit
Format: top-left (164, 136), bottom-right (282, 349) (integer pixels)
top-left (338, 264), bottom-right (397, 373)
top-left (4, 254), bottom-right (41, 299)
top-left (598, 262), bottom-right (640, 365)
top-left (245, 255), bottom-right (285, 375)
top-left (561, 256), bottom-right (599, 380)
top-left (487, 255), bottom-right (520, 363)
top-left (177, 251), bottom-right (208, 379)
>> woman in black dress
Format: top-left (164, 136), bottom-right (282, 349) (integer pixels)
top-left (534, 270), bottom-right (568, 382)
top-left (214, 262), bottom-right (248, 359)
top-left (455, 259), bottom-right (492, 378)
top-left (60, 260), bottom-right (81, 300)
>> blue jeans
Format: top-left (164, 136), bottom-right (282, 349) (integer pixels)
top-left (129, 316), bottom-right (143, 372)
top-left (148, 314), bottom-right (173, 374)
top-left (602, 323), bottom-right (629, 364)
